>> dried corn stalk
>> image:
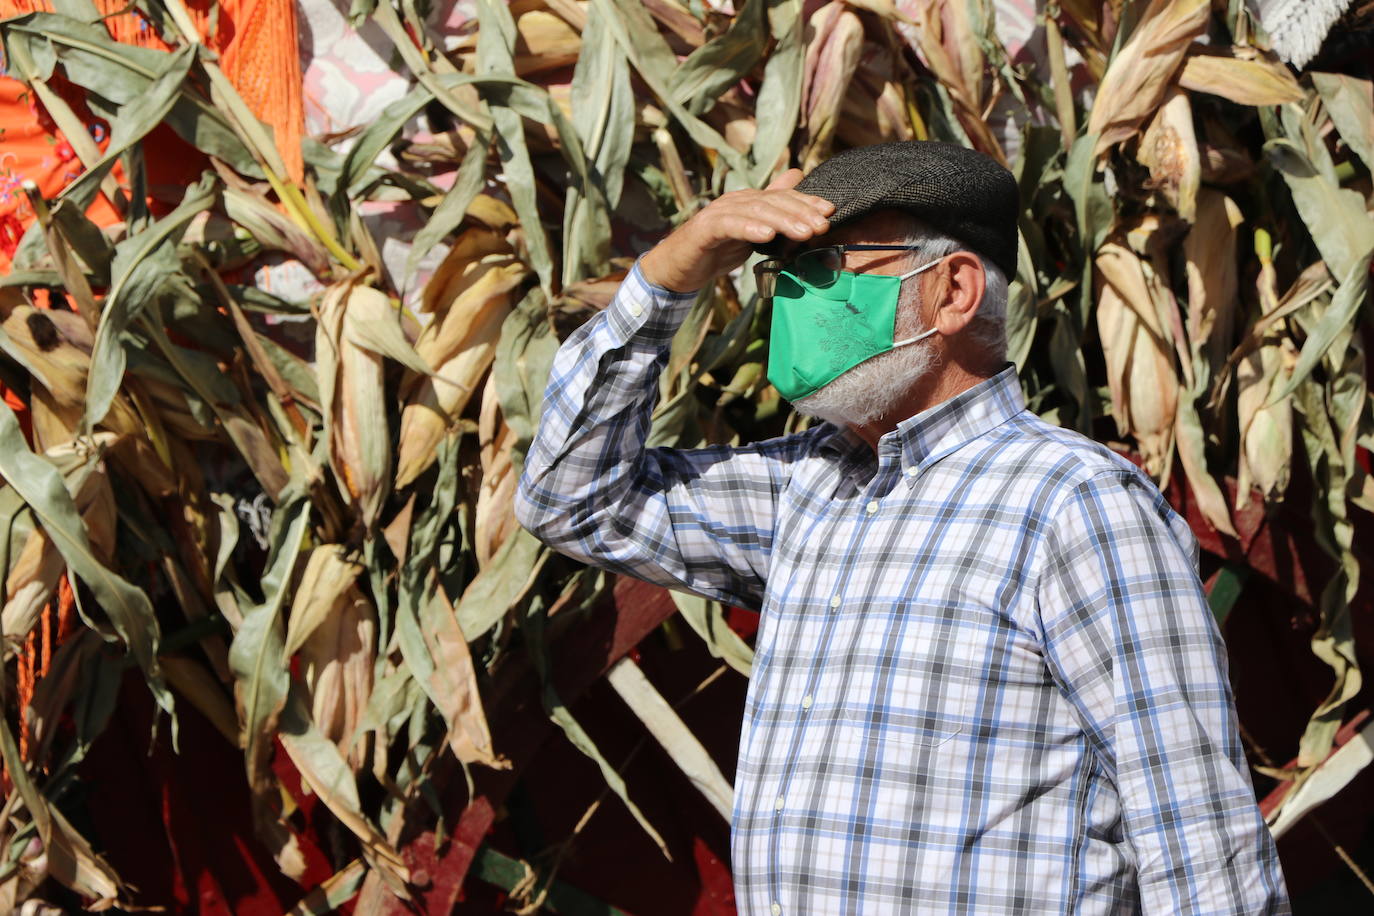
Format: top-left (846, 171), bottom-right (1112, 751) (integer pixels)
top-left (1, 0), bottom-right (1372, 909)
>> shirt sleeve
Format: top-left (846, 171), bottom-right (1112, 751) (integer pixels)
top-left (1035, 469), bottom-right (1290, 915)
top-left (515, 262), bottom-right (814, 610)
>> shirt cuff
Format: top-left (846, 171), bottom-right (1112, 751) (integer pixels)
top-left (604, 258), bottom-right (700, 345)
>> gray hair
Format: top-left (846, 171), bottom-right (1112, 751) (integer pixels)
top-left (902, 222), bottom-right (1009, 363)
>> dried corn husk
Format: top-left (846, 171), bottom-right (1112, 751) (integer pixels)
top-left (316, 279), bottom-right (393, 528)
top-left (397, 233), bottom-right (528, 486)
top-left (476, 378), bottom-right (519, 566)
top-left (1184, 190), bottom-right (1244, 381)
top-left (1088, 0), bottom-right (1210, 155)
top-left (1237, 231), bottom-right (1296, 505)
top-left (1138, 89), bottom-right (1200, 221)
top-left (1096, 231), bottom-right (1179, 480)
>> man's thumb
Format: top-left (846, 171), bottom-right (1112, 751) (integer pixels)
top-left (765, 167), bottom-right (805, 191)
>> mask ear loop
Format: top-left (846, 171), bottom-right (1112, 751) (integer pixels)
top-left (891, 257), bottom-right (943, 349)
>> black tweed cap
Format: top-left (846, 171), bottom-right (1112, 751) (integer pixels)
top-left (761, 141), bottom-right (1020, 277)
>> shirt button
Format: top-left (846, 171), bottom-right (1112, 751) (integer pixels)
top-left (905, 466), bottom-right (918, 478)
top-left (829, 594), bottom-right (841, 609)
top-left (771, 904), bottom-right (782, 916)
top-left (628, 303), bottom-right (643, 317)
top-left (865, 500), bottom-right (879, 514)
top-left (802, 694), bottom-right (813, 710)
top-left (775, 795), bottom-right (784, 811)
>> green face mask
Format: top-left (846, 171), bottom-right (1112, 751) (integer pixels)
top-left (766, 260), bottom-right (940, 403)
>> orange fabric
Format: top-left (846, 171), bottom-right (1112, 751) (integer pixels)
top-left (0, 75), bottom-right (123, 272)
top-left (0, 0), bottom-right (305, 273)
top-left (219, 0), bottom-right (307, 183)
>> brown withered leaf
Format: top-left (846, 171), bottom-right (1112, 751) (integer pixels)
top-left (838, 43), bottom-right (918, 149)
top-left (299, 585), bottom-right (375, 771)
top-left (550, 270), bottom-right (630, 339)
top-left (424, 580), bottom-right (505, 769)
top-left (1237, 243), bottom-right (1295, 505)
top-left (1088, 0), bottom-right (1210, 156)
top-left (896, 0), bottom-right (1006, 163)
top-left (1179, 45), bottom-right (1304, 107)
top-left (475, 379), bottom-right (518, 567)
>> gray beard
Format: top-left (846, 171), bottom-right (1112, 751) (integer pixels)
top-left (791, 335), bottom-right (937, 427)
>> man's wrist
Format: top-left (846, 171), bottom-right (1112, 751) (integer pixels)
top-left (639, 243), bottom-right (705, 295)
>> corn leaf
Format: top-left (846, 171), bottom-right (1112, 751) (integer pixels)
top-left (85, 174), bottom-right (218, 429)
top-left (227, 490), bottom-right (311, 879)
top-left (1312, 72), bottom-right (1374, 175)
top-left (0, 403), bottom-right (174, 717)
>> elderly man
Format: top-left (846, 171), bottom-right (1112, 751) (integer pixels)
top-left (516, 142), bottom-right (1288, 914)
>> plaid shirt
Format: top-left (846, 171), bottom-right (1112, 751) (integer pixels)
top-left (516, 265), bottom-right (1289, 915)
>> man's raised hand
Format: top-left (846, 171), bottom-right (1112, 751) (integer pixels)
top-left (638, 169), bottom-right (835, 294)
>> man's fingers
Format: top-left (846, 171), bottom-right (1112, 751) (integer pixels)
top-left (759, 195), bottom-right (832, 233)
top-left (713, 204), bottom-right (824, 245)
top-left (765, 168), bottom-right (805, 191)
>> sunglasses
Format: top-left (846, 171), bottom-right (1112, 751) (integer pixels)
top-left (753, 244), bottom-right (925, 298)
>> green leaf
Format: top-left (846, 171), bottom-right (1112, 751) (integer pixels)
top-left (1005, 230), bottom-right (1039, 370)
top-left (1206, 564), bottom-right (1249, 624)
top-left (1312, 72), bottom-right (1374, 175)
top-left (525, 592), bottom-right (670, 858)
top-left (494, 288), bottom-right (559, 478)
top-left (0, 402), bottom-right (174, 720)
top-left (592, 0), bottom-right (749, 176)
top-left (671, 0), bottom-right (768, 116)
top-left (1265, 134), bottom-right (1374, 283)
top-left (403, 129), bottom-right (492, 284)
top-left (563, 3), bottom-right (633, 284)
top-left (227, 489), bottom-right (311, 873)
top-left (748, 0), bottom-right (804, 183)
top-left (340, 85), bottom-right (439, 198)
top-left (1292, 376), bottom-right (1363, 768)
top-left (0, 708), bottom-right (121, 905)
top-left (455, 528), bottom-right (547, 639)
top-left (1267, 253), bottom-right (1373, 405)
top-left (62, 44), bottom-right (195, 204)
top-left (346, 316), bottom-right (432, 377)
top-left (278, 684), bottom-right (407, 882)
top-left (477, 0), bottom-right (556, 293)
top-left (1064, 133), bottom-right (1111, 255)
top-left (571, 12), bottom-right (635, 210)
top-left (85, 174), bottom-right (218, 429)
top-left (670, 591), bottom-right (753, 676)
top-left (472, 845), bottom-right (634, 915)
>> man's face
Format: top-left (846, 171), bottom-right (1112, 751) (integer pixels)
top-left (780, 209), bottom-right (929, 334)
top-left (782, 209), bottom-right (941, 427)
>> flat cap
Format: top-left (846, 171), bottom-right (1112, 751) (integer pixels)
top-left (762, 141), bottom-right (1019, 277)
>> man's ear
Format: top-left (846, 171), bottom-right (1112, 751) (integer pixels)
top-left (924, 251), bottom-right (986, 336)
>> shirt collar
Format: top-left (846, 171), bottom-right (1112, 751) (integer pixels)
top-left (817, 363), bottom-right (1025, 483)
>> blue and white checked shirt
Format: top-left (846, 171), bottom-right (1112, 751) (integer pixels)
top-left (516, 265), bottom-right (1289, 915)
